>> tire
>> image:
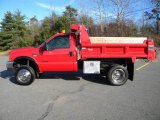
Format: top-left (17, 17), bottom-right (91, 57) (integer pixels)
top-left (15, 65), bottom-right (35, 85)
top-left (107, 65), bottom-right (128, 86)
top-left (36, 73), bottom-right (43, 78)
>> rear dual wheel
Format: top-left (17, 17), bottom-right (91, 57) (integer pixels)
top-left (107, 65), bottom-right (128, 86)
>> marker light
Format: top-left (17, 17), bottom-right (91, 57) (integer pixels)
top-left (62, 30), bottom-right (65, 33)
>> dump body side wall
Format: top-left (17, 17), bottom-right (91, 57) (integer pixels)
top-left (80, 40), bottom-right (156, 63)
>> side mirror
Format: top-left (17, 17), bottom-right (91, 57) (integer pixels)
top-left (41, 42), bottom-right (47, 51)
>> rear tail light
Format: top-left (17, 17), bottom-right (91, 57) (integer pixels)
top-left (148, 45), bottom-right (154, 50)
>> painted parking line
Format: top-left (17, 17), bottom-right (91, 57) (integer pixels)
top-left (136, 62), bottom-right (150, 71)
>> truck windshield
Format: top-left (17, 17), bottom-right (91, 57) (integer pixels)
top-left (46, 35), bottom-right (70, 50)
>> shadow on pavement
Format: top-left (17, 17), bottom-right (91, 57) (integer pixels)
top-left (0, 70), bottom-right (18, 84)
top-left (0, 70), bottom-right (109, 85)
top-left (41, 71), bottom-right (109, 85)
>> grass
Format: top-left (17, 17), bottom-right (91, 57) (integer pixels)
top-left (0, 50), bottom-right (10, 56)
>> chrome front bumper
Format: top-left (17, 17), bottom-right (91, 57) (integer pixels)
top-left (6, 61), bottom-right (14, 71)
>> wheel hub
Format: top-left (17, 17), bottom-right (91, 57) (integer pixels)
top-left (17, 69), bottom-right (31, 83)
top-left (112, 69), bottom-right (125, 83)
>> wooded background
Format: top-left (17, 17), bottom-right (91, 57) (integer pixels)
top-left (0, 0), bottom-right (160, 51)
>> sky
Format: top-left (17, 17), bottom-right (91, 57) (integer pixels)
top-left (0, 0), bottom-right (78, 21)
top-left (0, 0), bottom-right (153, 22)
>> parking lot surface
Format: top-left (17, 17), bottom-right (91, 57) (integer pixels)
top-left (0, 55), bottom-right (160, 120)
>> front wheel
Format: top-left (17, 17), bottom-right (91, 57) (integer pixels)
top-left (15, 65), bottom-right (35, 85)
top-left (107, 65), bottom-right (128, 86)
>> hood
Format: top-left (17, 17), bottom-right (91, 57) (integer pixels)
top-left (9, 47), bottom-right (40, 61)
top-left (10, 47), bottom-right (36, 54)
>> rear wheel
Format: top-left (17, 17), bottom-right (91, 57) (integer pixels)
top-left (107, 65), bottom-right (128, 86)
top-left (15, 65), bottom-right (35, 85)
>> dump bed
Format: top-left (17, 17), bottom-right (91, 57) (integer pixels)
top-left (70, 24), bottom-right (157, 63)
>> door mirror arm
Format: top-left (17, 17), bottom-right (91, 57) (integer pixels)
top-left (41, 42), bottom-right (47, 51)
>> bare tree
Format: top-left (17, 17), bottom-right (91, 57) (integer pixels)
top-left (95, 0), bottom-right (104, 33)
top-left (92, 0), bottom-right (107, 34)
top-left (111, 0), bottom-right (132, 21)
top-left (110, 0), bottom-right (133, 36)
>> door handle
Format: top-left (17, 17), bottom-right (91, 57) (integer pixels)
top-left (69, 51), bottom-right (73, 57)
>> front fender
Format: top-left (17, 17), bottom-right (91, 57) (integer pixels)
top-left (14, 56), bottom-right (42, 73)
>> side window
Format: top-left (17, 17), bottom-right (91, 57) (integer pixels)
top-left (46, 35), bottom-right (70, 50)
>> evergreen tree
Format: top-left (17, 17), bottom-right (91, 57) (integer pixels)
top-left (0, 10), bottom-right (27, 51)
top-left (14, 10), bottom-right (26, 36)
top-left (40, 16), bottom-right (53, 41)
top-left (61, 5), bottom-right (78, 32)
top-left (0, 11), bottom-right (15, 51)
top-left (39, 12), bottom-right (59, 43)
top-left (12, 10), bottom-right (27, 48)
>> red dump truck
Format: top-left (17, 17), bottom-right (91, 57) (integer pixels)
top-left (6, 24), bottom-right (157, 86)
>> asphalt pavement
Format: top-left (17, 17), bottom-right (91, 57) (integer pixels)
top-left (0, 55), bottom-right (160, 120)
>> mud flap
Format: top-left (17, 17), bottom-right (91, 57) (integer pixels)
top-left (127, 62), bottom-right (134, 81)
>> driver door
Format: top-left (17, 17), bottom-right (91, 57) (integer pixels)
top-left (37, 35), bottom-right (77, 72)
